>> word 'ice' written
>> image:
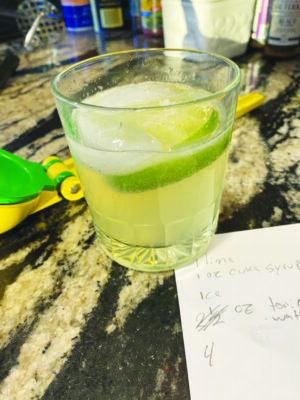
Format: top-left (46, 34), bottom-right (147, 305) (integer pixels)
top-left (175, 224), bottom-right (300, 400)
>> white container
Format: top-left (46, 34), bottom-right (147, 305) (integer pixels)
top-left (162, 0), bottom-right (256, 58)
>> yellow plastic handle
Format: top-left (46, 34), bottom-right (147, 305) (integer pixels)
top-left (235, 93), bottom-right (265, 119)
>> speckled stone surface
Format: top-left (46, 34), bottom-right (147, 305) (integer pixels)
top-left (0, 30), bottom-right (299, 400)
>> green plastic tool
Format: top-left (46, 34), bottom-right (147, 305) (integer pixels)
top-left (0, 148), bottom-right (56, 204)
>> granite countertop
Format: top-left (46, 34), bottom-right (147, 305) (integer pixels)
top-left (0, 30), bottom-right (299, 400)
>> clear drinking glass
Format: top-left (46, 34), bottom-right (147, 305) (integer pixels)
top-left (51, 49), bottom-right (240, 272)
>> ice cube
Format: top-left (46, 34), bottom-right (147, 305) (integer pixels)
top-left (69, 106), bottom-right (163, 176)
top-left (72, 108), bottom-right (162, 152)
top-left (68, 136), bottom-right (161, 176)
top-left (84, 81), bottom-right (202, 108)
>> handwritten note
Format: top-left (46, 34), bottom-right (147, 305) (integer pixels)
top-left (175, 223), bottom-right (300, 400)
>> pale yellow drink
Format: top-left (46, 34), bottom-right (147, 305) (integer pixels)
top-left (67, 81), bottom-right (231, 270)
top-left (74, 151), bottom-right (227, 247)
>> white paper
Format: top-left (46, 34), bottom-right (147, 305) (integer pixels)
top-left (175, 224), bottom-right (300, 400)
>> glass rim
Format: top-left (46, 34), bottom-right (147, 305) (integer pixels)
top-left (51, 48), bottom-right (241, 111)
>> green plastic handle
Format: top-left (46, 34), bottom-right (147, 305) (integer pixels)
top-left (0, 149), bottom-right (56, 204)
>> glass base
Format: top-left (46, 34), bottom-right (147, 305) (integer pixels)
top-left (95, 222), bottom-right (217, 272)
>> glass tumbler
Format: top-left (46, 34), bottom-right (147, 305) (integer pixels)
top-left (51, 49), bottom-right (240, 272)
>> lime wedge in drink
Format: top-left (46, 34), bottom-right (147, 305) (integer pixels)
top-left (102, 100), bottom-right (229, 193)
top-left (104, 128), bottom-right (230, 192)
top-left (72, 82), bottom-right (229, 193)
top-left (125, 103), bottom-right (219, 150)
